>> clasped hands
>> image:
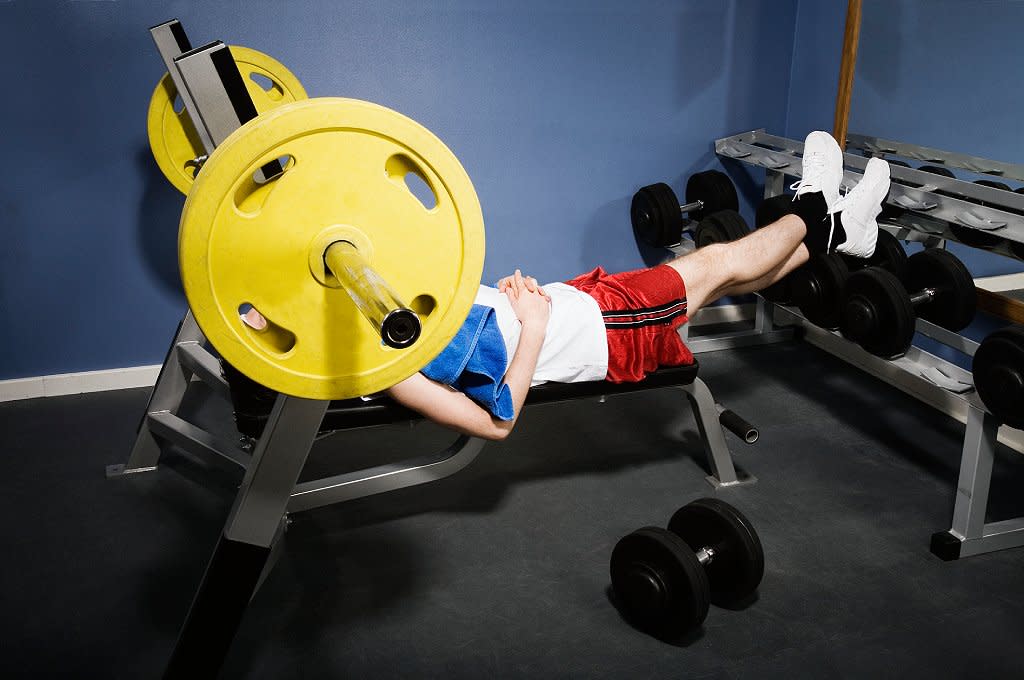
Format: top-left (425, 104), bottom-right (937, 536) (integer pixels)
top-left (497, 269), bottom-right (551, 330)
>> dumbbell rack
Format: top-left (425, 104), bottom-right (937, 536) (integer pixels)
top-left (711, 128), bottom-right (1024, 560)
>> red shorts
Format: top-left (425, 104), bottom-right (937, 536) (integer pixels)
top-left (564, 265), bottom-right (693, 383)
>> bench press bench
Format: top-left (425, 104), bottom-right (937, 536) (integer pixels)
top-left (221, 358), bottom-right (756, 514)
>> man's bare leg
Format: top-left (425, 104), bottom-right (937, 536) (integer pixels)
top-left (666, 213), bottom-right (810, 313)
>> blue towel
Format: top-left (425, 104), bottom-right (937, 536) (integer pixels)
top-left (422, 304), bottom-right (514, 420)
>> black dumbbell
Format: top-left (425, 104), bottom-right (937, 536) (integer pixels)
top-left (753, 192), bottom-right (908, 309)
top-left (790, 230), bottom-right (912, 330)
top-left (631, 170), bottom-right (739, 247)
top-left (839, 248), bottom-right (976, 358)
top-left (973, 325), bottom-right (1024, 430)
top-left (609, 498), bottom-right (764, 640)
top-left (693, 209), bottom-right (750, 247)
top-left (841, 229), bottom-right (909, 282)
top-left (789, 253), bottom-right (850, 329)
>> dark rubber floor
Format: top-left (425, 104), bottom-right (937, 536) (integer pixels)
top-left (3, 342), bottom-right (1023, 679)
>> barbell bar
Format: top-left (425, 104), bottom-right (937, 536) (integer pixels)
top-left (322, 241), bottom-right (422, 349)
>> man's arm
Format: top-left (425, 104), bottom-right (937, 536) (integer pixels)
top-left (387, 270), bottom-right (549, 440)
top-left (387, 319), bottom-right (544, 440)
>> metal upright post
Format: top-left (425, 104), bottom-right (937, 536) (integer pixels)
top-left (112, 29), bottom-right (272, 478)
top-left (163, 396), bottom-right (330, 679)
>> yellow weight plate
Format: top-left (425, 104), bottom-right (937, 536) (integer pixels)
top-left (147, 46), bottom-right (307, 195)
top-left (180, 97), bottom-right (486, 400)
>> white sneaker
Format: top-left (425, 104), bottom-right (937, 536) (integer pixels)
top-left (831, 157), bottom-right (891, 258)
top-left (791, 131), bottom-right (844, 210)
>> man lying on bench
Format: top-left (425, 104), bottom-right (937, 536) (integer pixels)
top-left (242, 132), bottom-right (890, 440)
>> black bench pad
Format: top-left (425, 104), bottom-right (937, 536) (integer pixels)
top-left (223, 361), bottom-right (699, 438)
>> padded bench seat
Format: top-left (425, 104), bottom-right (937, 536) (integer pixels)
top-left (223, 361), bottom-right (700, 438)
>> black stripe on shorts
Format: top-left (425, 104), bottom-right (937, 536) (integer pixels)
top-left (601, 298), bottom-right (687, 329)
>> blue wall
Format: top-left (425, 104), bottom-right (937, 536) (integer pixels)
top-left (784, 0), bottom-right (846, 140)
top-left (849, 0), bottom-right (1024, 279)
top-left (0, 0), bottom-right (800, 380)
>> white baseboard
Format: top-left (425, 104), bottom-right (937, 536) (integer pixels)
top-left (0, 365), bottom-right (161, 402)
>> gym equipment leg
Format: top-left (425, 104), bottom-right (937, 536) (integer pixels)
top-left (107, 311), bottom-right (234, 477)
top-left (163, 395), bottom-right (329, 679)
top-left (680, 378), bottom-right (753, 487)
top-left (931, 406), bottom-right (1024, 559)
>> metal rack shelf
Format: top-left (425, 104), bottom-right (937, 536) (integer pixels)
top-left (846, 133), bottom-right (1024, 184)
top-left (713, 129), bottom-right (1024, 560)
top-left (718, 129), bottom-right (1024, 255)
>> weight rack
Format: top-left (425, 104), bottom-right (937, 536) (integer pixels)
top-left (713, 128), bottom-right (1024, 560)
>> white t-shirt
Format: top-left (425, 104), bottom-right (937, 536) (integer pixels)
top-left (473, 283), bottom-right (608, 385)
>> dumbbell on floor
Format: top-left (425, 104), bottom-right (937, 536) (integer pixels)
top-left (631, 171), bottom-right (739, 247)
top-left (609, 498), bottom-right (764, 640)
top-left (839, 249), bottom-right (976, 358)
top-left (973, 324), bottom-right (1024, 430)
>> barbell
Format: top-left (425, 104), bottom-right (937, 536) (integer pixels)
top-left (148, 46), bottom-right (307, 194)
top-left (179, 97), bottom-right (485, 400)
top-left (609, 498), bottom-right (764, 639)
top-left (631, 171), bottom-right (739, 247)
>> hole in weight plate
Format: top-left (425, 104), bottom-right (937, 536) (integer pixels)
top-left (249, 72), bottom-right (285, 101)
top-left (237, 303), bottom-right (295, 354)
top-left (234, 155), bottom-right (294, 215)
top-left (410, 294), bottom-right (437, 316)
top-left (386, 154), bottom-right (438, 210)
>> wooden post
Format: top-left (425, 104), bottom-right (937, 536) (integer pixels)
top-left (833, 0), bottom-right (862, 150)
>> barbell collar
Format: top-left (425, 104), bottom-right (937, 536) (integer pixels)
top-left (323, 240), bottom-right (422, 349)
top-left (909, 287), bottom-right (938, 307)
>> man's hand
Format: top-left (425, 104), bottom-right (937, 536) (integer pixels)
top-left (497, 270), bottom-right (547, 299)
top-left (502, 269), bottom-right (550, 330)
